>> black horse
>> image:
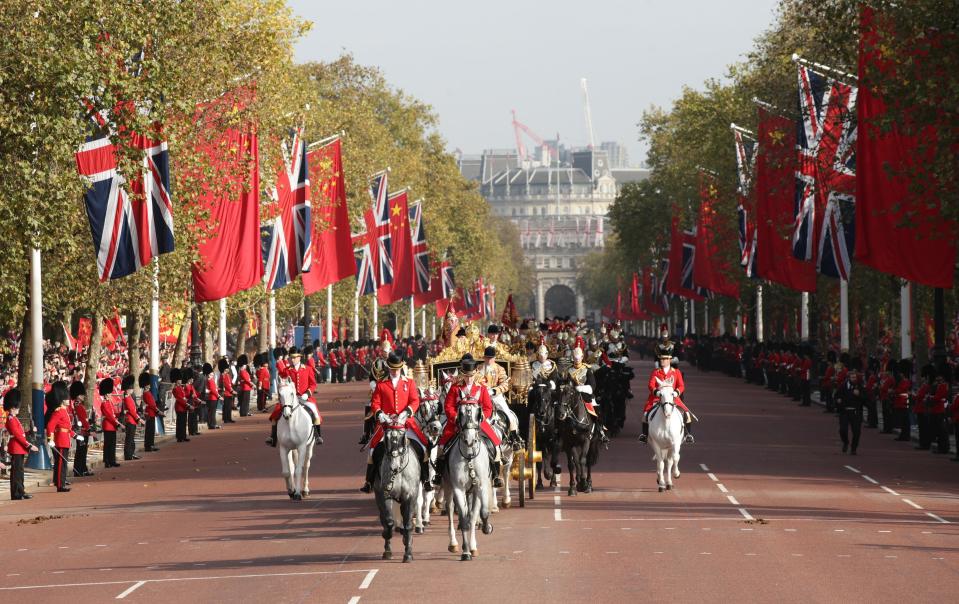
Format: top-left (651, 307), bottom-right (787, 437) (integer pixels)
top-left (528, 374), bottom-right (562, 488)
top-left (557, 381), bottom-right (596, 496)
top-left (595, 362), bottom-right (634, 435)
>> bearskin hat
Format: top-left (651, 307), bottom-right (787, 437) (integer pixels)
top-left (98, 378), bottom-right (115, 396)
top-left (138, 372), bottom-right (152, 389)
top-left (69, 381), bottom-right (86, 400)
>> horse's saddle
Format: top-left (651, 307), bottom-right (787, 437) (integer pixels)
top-left (443, 432), bottom-right (497, 461)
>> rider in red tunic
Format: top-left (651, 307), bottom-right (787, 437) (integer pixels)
top-left (639, 342), bottom-right (694, 444)
top-left (267, 349), bottom-right (323, 446)
top-left (359, 353), bottom-right (429, 493)
top-left (432, 354), bottom-right (504, 488)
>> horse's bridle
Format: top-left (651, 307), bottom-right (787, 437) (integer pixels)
top-left (558, 384), bottom-right (591, 430)
top-left (384, 427), bottom-right (411, 494)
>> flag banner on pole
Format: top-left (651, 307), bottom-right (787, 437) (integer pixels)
top-left (795, 62), bottom-right (858, 280)
top-left (191, 87), bottom-right (263, 303)
top-left (408, 199), bottom-right (431, 295)
top-left (656, 259), bottom-right (672, 314)
top-left (414, 265), bottom-right (444, 307)
top-left (854, 6), bottom-right (957, 288)
top-left (77, 318), bottom-right (93, 351)
top-left (352, 229), bottom-right (377, 298)
top-left (366, 171), bottom-right (392, 288)
top-left (262, 127), bottom-right (312, 290)
top-left (377, 189), bottom-right (414, 305)
top-left (693, 174), bottom-right (740, 299)
top-left (666, 212), bottom-right (706, 301)
top-left (303, 137), bottom-right (355, 294)
top-left (501, 293), bottom-right (519, 328)
top-left (756, 107), bottom-right (818, 292)
top-left (733, 128), bottom-right (759, 276)
top-left (62, 322), bottom-right (77, 352)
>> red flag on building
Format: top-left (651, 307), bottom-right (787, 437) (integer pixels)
top-left (191, 88), bottom-right (263, 302)
top-left (755, 107), bottom-right (818, 292)
top-left (854, 6), bottom-right (957, 288)
top-left (693, 175), bottom-right (739, 299)
top-left (302, 137), bottom-right (355, 294)
top-left (377, 189), bottom-right (414, 305)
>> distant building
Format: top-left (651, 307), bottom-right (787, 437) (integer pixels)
top-left (599, 141), bottom-right (630, 169)
top-left (462, 147), bottom-right (650, 321)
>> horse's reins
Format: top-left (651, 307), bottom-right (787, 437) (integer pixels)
top-left (456, 403), bottom-right (483, 487)
top-left (384, 425), bottom-right (411, 495)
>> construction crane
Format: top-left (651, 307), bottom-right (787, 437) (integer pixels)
top-left (511, 109), bottom-right (558, 164)
top-left (580, 78), bottom-right (596, 150)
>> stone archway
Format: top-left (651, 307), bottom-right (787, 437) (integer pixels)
top-left (544, 284), bottom-right (576, 319)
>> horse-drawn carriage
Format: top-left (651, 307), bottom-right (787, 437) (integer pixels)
top-left (417, 326), bottom-right (543, 507)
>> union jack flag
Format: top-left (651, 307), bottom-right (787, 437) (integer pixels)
top-left (408, 200), bottom-right (431, 295)
top-left (440, 262), bottom-right (456, 300)
top-left (75, 109), bottom-right (174, 282)
top-left (352, 229), bottom-right (376, 297)
top-left (367, 171), bottom-right (392, 286)
top-left (794, 64), bottom-right (857, 280)
top-left (263, 128), bottom-right (312, 290)
top-left (656, 260), bottom-right (671, 314)
top-left (733, 128), bottom-right (758, 273)
top-left (683, 228), bottom-right (714, 299)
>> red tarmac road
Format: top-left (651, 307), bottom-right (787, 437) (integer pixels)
top-left (2, 360), bottom-right (958, 603)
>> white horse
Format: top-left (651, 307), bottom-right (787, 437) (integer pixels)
top-left (648, 380), bottom-right (683, 492)
top-left (276, 380), bottom-right (315, 501)
top-left (445, 403), bottom-right (493, 561)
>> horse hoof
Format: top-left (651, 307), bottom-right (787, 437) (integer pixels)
top-left (424, 521), bottom-right (431, 526)
top-left (302, 491), bottom-right (310, 498)
top-left (403, 554), bottom-right (413, 563)
top-left (292, 492), bottom-right (302, 501)
top-left (666, 484), bottom-right (672, 490)
top-left (502, 501), bottom-right (511, 509)
top-left (382, 551), bottom-right (392, 560)
top-left (658, 486), bottom-right (665, 493)
top-left (415, 526), bottom-right (424, 535)
top-left (470, 549), bottom-right (477, 556)
top-left (674, 473), bottom-right (681, 479)
top-left (585, 486), bottom-right (593, 494)
top-left (448, 544), bottom-right (459, 553)
top-left (460, 553), bottom-right (471, 561)
top-left (287, 491), bottom-right (294, 499)
top-left (491, 506), bottom-right (499, 514)
top-left (567, 488), bottom-right (576, 496)
top-left (482, 522), bottom-right (493, 535)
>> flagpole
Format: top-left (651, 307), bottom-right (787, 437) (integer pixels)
top-left (326, 285), bottom-right (334, 343)
top-left (219, 298), bottom-right (228, 357)
top-left (150, 259), bottom-right (164, 436)
top-left (421, 307), bottom-right (426, 339)
top-left (269, 290), bottom-right (277, 348)
top-left (372, 297), bottom-right (378, 340)
top-left (26, 247), bottom-right (49, 470)
top-left (718, 303), bottom-right (725, 336)
top-left (409, 297), bottom-right (415, 338)
top-left (800, 292), bottom-right (810, 340)
top-left (704, 302), bottom-right (709, 336)
top-left (689, 299), bottom-right (696, 335)
top-left (756, 285), bottom-right (764, 343)
top-left (840, 280), bottom-right (850, 352)
top-left (900, 281), bottom-right (911, 360)
top-left (353, 289), bottom-right (360, 341)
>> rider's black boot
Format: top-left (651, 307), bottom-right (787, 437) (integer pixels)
top-left (432, 455), bottom-right (445, 486)
top-left (360, 462), bottom-right (374, 493)
top-left (421, 460), bottom-right (432, 492)
top-left (313, 424), bottom-right (324, 445)
top-left (638, 422), bottom-right (649, 444)
top-left (509, 430), bottom-right (525, 449)
top-left (266, 424), bottom-right (277, 447)
top-left (492, 460), bottom-right (504, 487)
top-left (684, 421), bottom-right (695, 444)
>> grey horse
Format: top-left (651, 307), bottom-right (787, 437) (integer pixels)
top-left (276, 380), bottom-right (314, 501)
top-left (445, 403), bottom-right (493, 561)
top-left (374, 422), bottom-right (421, 563)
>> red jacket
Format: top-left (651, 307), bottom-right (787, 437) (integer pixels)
top-left (928, 383), bottom-right (948, 414)
top-left (256, 366), bottom-right (271, 390)
top-left (101, 398), bottom-right (120, 432)
top-left (205, 376), bottom-right (220, 401)
top-left (439, 381), bottom-right (500, 446)
top-left (123, 394), bottom-right (141, 425)
top-left (951, 394), bottom-right (959, 421)
top-left (6, 414), bottom-right (32, 455)
top-left (46, 407), bottom-right (74, 448)
top-left (143, 390), bottom-right (160, 418)
top-left (279, 363), bottom-right (316, 403)
top-left (221, 372), bottom-right (235, 397)
top-left (368, 376), bottom-right (425, 448)
top-left (645, 367), bottom-right (689, 412)
top-left (893, 379), bottom-right (912, 410)
top-left (173, 384), bottom-right (190, 414)
top-left (73, 401), bottom-right (91, 434)
top-left (238, 368), bottom-right (254, 392)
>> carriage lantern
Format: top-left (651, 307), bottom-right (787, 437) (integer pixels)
top-left (412, 360), bottom-right (430, 391)
top-left (511, 357), bottom-right (531, 404)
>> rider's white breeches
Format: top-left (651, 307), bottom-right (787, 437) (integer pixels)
top-left (492, 394), bottom-right (518, 432)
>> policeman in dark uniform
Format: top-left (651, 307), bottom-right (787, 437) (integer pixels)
top-left (835, 358), bottom-right (865, 455)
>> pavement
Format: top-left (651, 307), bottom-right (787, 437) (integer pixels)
top-left (1, 362), bottom-right (957, 603)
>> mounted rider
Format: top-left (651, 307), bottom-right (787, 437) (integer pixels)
top-left (531, 344), bottom-right (558, 386)
top-left (567, 345), bottom-right (610, 445)
top-left (359, 339), bottom-right (392, 445)
top-left (433, 354), bottom-right (504, 488)
top-left (640, 342), bottom-right (695, 444)
top-left (267, 349), bottom-right (323, 447)
top-left (360, 353), bottom-right (430, 494)
top-left (476, 345), bottom-right (523, 448)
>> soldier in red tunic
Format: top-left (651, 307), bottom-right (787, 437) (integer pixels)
top-left (893, 359), bottom-right (913, 441)
top-left (218, 358), bottom-right (236, 424)
top-left (256, 354), bottom-right (272, 412)
top-left (433, 355), bottom-right (504, 488)
top-left (69, 381), bottom-right (94, 477)
top-left (268, 349), bottom-right (323, 446)
top-left (4, 390), bottom-right (39, 500)
top-left (171, 368), bottom-right (190, 442)
top-left (99, 378), bottom-right (121, 468)
top-left (236, 354), bottom-right (254, 417)
top-left (45, 382), bottom-right (73, 492)
top-left (639, 344), bottom-right (694, 444)
top-left (360, 353), bottom-right (428, 493)
top-left (140, 372), bottom-right (162, 452)
top-left (202, 363), bottom-right (221, 431)
top-left (121, 375), bottom-right (143, 461)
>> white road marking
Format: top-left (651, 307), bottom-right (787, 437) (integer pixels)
top-left (784, 528), bottom-right (797, 532)
top-left (17, 549), bottom-right (28, 552)
top-left (834, 529), bottom-right (845, 532)
top-left (740, 528), bottom-right (753, 531)
top-left (52, 571), bottom-right (65, 575)
top-left (878, 530), bottom-right (891, 533)
top-left (881, 486), bottom-right (900, 496)
top-left (926, 513), bottom-right (949, 524)
top-left (884, 555), bottom-right (897, 559)
top-left (95, 545), bottom-right (108, 548)
top-left (844, 465), bottom-right (860, 474)
top-left (727, 495), bottom-right (740, 506)
top-left (358, 569), bottom-right (377, 590)
top-left (745, 553), bottom-right (757, 556)
top-left (554, 496), bottom-right (561, 506)
top-left (706, 473), bottom-right (718, 482)
top-left (902, 498), bottom-right (923, 510)
top-left (738, 508), bottom-right (754, 521)
top-left (654, 551), bottom-right (664, 554)
top-left (862, 475), bottom-right (878, 485)
top-left (700, 464), bottom-right (710, 472)
top-left (838, 554), bottom-right (851, 558)
top-left (0, 569), bottom-right (377, 593)
top-left (664, 527), bottom-right (675, 530)
top-left (699, 552), bottom-right (711, 555)
top-left (621, 527), bottom-right (632, 530)
top-left (554, 509), bottom-right (563, 521)
top-left (7, 574), bottom-right (20, 577)
top-left (348, 598), bottom-right (361, 604)
top-left (791, 553), bottom-right (803, 557)
top-left (58, 546), bottom-right (69, 550)
top-left (716, 484), bottom-right (729, 493)
top-left (559, 551), bottom-right (570, 554)
top-left (605, 551), bottom-right (619, 554)
top-left (116, 581), bottom-right (145, 600)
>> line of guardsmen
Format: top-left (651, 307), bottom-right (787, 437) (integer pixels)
top-left (666, 334), bottom-right (959, 460)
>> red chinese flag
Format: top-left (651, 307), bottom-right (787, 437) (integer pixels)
top-left (414, 266), bottom-right (443, 307)
top-left (378, 190), bottom-right (415, 305)
top-left (854, 6), bottom-right (957, 288)
top-left (191, 89), bottom-right (262, 302)
top-left (693, 175), bottom-right (740, 299)
top-left (76, 318), bottom-right (93, 350)
top-left (302, 138), bottom-right (355, 294)
top-left (755, 108), bottom-right (818, 292)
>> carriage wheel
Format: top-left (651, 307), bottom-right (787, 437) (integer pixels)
top-left (528, 418), bottom-right (537, 500)
top-left (517, 450), bottom-right (526, 508)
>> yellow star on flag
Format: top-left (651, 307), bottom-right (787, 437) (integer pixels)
top-left (391, 205), bottom-right (401, 216)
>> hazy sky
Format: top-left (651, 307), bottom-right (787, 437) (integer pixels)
top-left (289, 0), bottom-right (782, 166)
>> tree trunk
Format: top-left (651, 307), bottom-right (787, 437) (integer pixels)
top-left (234, 310), bottom-right (249, 359)
top-left (84, 313), bottom-right (104, 413)
top-left (128, 311), bottom-right (142, 396)
top-left (172, 319), bottom-right (190, 368)
top-left (258, 299), bottom-right (269, 353)
top-left (203, 326), bottom-right (215, 366)
top-left (16, 305), bottom-right (32, 429)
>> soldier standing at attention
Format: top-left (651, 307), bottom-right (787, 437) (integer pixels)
top-left (219, 358), bottom-right (236, 424)
top-left (835, 359), bottom-right (865, 455)
top-left (99, 378), bottom-right (121, 468)
top-left (4, 390), bottom-right (39, 500)
top-left (45, 382), bottom-right (73, 493)
top-left (121, 375), bottom-right (143, 461)
top-left (236, 355), bottom-right (254, 417)
top-left (140, 372), bottom-right (161, 452)
top-left (185, 368), bottom-right (202, 437)
top-left (203, 363), bottom-right (221, 430)
top-left (171, 369), bottom-right (190, 442)
top-left (256, 354), bottom-right (271, 412)
top-left (69, 381), bottom-right (94, 477)
top-left (893, 360), bottom-right (913, 442)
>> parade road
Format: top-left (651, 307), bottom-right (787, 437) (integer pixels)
top-left (2, 360), bottom-right (957, 603)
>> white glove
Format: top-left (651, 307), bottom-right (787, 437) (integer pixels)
top-left (369, 381), bottom-right (376, 392)
top-left (549, 380), bottom-right (556, 391)
top-left (376, 411), bottom-right (388, 424)
top-left (397, 410), bottom-right (409, 423)
top-left (75, 435), bottom-right (85, 443)
top-left (299, 394), bottom-right (309, 402)
top-left (575, 385), bottom-right (593, 395)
